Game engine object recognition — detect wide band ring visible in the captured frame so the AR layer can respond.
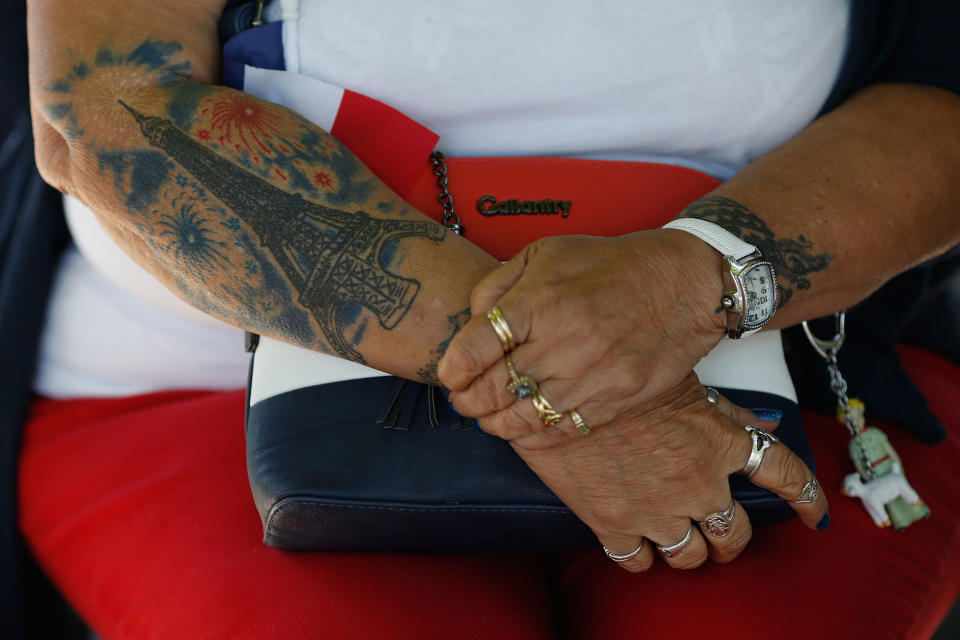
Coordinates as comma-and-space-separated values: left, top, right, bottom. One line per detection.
790, 478, 820, 504
603, 541, 644, 563
486, 305, 517, 353
656, 527, 693, 559
742, 426, 779, 478
531, 388, 564, 427
570, 410, 590, 436
700, 503, 736, 538
504, 354, 538, 400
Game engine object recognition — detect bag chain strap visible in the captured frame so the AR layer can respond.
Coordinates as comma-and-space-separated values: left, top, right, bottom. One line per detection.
430, 151, 463, 236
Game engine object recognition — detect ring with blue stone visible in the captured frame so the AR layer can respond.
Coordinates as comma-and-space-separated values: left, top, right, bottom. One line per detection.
505, 353, 538, 399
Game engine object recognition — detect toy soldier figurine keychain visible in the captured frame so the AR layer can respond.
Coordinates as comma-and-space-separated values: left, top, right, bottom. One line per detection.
802, 313, 930, 530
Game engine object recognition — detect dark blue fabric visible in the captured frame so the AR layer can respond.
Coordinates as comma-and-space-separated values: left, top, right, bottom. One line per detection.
222, 20, 285, 90
0, 113, 72, 637
0, 2, 74, 636
819, 0, 960, 115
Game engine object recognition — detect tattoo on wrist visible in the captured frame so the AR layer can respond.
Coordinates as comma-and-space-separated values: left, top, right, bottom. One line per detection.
416, 307, 472, 386
680, 196, 831, 306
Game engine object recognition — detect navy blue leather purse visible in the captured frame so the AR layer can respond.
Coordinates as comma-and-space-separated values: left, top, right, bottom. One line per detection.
244, 336, 815, 552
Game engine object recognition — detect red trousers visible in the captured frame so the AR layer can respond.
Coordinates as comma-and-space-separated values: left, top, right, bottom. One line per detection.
19, 346, 960, 639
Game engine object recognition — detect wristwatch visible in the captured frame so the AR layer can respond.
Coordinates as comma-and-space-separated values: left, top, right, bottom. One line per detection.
662, 217, 778, 339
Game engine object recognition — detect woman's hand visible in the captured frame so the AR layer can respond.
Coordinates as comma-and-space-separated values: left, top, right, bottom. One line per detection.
438, 229, 726, 440
508, 375, 828, 571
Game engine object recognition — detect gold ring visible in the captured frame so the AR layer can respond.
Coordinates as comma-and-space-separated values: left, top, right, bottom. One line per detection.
486, 305, 516, 353
531, 388, 564, 427
570, 410, 590, 436
505, 354, 538, 399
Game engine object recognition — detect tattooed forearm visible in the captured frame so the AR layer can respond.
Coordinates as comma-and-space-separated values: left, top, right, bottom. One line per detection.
416, 306, 472, 385
120, 100, 445, 364
679, 195, 831, 306
36, 36, 496, 375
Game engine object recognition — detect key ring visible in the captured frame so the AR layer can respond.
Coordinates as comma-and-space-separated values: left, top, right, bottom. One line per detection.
801, 312, 845, 360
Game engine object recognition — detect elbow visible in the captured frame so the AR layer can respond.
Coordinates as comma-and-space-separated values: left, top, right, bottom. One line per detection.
31, 104, 75, 196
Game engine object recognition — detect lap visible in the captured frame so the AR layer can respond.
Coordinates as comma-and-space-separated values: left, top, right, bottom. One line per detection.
18, 390, 554, 640
18, 346, 960, 639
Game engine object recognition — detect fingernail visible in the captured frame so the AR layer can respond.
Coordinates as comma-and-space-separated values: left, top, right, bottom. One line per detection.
817, 513, 831, 531
751, 409, 783, 422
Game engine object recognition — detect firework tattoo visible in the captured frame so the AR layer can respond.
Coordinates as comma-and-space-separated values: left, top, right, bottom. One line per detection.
44, 39, 457, 377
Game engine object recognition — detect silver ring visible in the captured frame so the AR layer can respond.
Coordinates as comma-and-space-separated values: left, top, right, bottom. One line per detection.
656, 527, 693, 559
790, 478, 820, 504
603, 541, 644, 563
705, 387, 720, 405
700, 503, 736, 538
741, 426, 778, 478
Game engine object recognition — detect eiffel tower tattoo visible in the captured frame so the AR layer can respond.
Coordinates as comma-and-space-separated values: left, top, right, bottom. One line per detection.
119, 101, 446, 364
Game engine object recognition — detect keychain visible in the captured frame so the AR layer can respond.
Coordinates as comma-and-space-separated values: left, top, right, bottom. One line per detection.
802, 313, 930, 530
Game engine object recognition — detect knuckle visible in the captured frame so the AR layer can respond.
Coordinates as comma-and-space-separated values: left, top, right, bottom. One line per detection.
469, 283, 496, 315
670, 550, 707, 570
590, 492, 643, 537
529, 284, 560, 319
575, 319, 606, 347
622, 556, 654, 573
437, 349, 476, 391
774, 450, 808, 494
711, 545, 743, 564
471, 374, 506, 412
722, 431, 752, 473
453, 341, 486, 381
478, 410, 535, 441
447, 393, 469, 417
625, 360, 651, 389
475, 414, 509, 439
590, 502, 639, 532
605, 370, 637, 401
711, 529, 751, 564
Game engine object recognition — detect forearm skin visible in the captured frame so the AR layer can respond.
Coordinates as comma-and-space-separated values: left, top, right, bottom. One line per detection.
679, 83, 960, 329
29, 6, 496, 383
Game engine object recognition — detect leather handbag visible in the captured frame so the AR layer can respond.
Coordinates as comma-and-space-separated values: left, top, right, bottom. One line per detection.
245, 334, 815, 552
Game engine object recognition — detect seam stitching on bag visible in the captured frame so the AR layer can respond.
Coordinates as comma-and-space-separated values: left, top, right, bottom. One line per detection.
266, 499, 573, 531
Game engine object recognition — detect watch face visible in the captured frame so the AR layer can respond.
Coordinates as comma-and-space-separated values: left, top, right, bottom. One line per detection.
741, 263, 776, 327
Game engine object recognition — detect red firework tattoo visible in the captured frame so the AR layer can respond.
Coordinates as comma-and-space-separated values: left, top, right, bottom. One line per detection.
202, 93, 289, 156
313, 172, 334, 189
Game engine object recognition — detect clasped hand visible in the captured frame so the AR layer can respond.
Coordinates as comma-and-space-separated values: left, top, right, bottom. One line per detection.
437, 231, 827, 571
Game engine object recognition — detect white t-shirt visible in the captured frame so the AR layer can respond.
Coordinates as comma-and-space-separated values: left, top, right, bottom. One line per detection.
34, 0, 851, 397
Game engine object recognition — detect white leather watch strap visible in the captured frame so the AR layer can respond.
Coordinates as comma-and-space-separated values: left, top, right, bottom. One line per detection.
662, 218, 756, 260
